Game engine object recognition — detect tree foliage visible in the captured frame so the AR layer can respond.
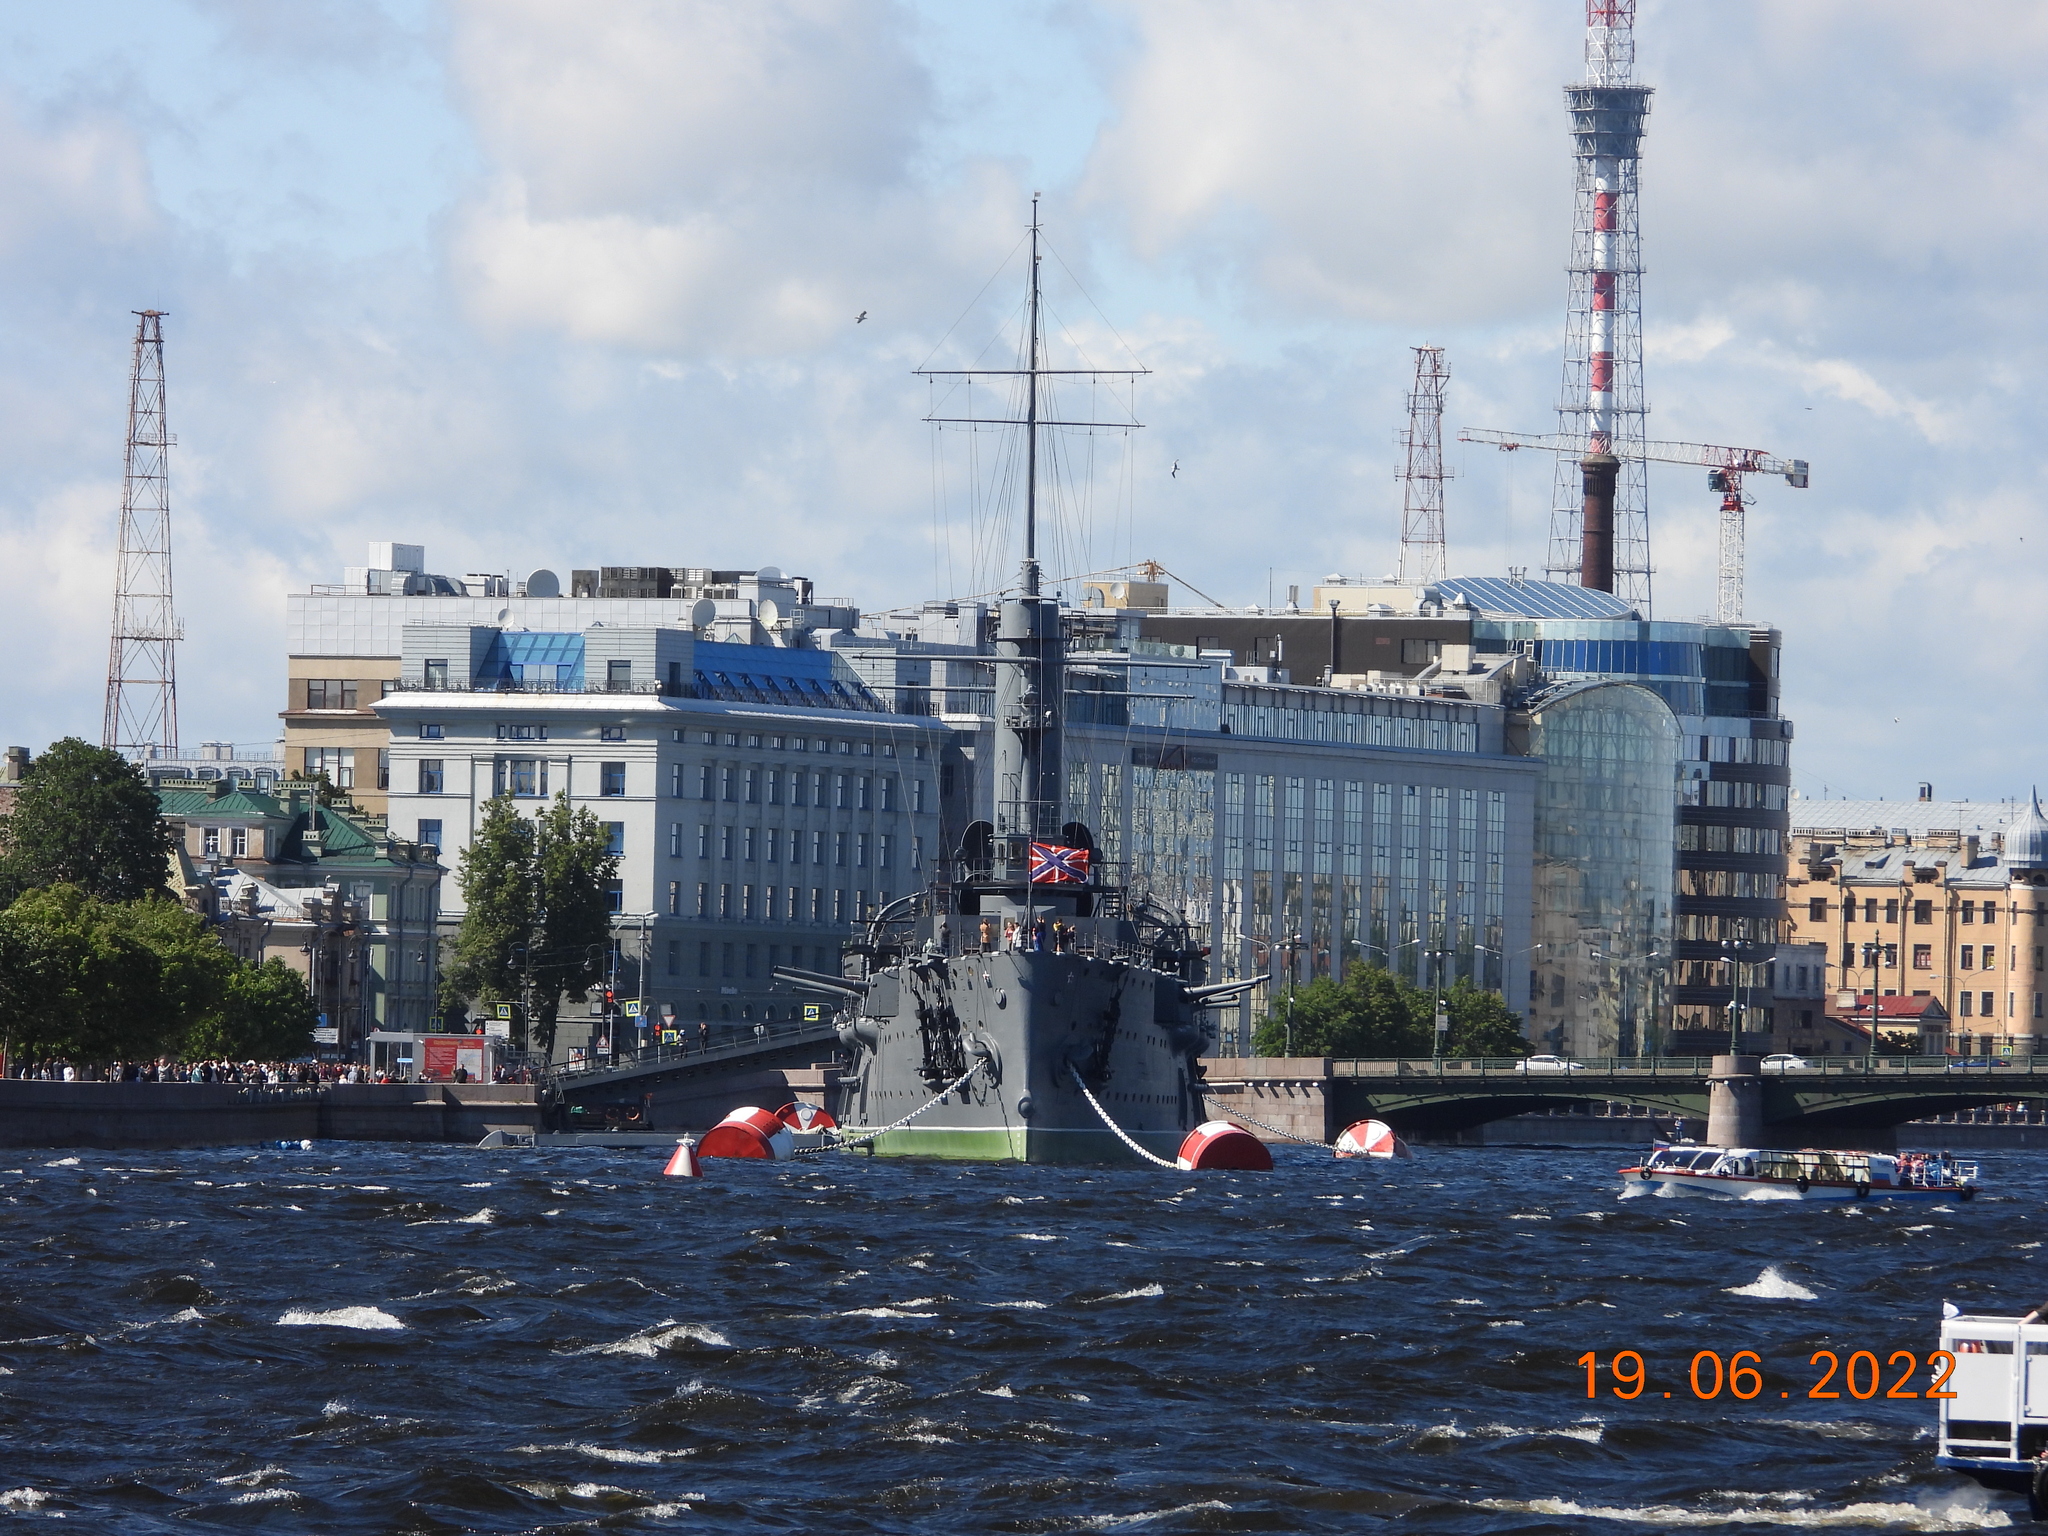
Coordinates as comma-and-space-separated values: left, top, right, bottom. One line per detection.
0, 738, 173, 906
1251, 966, 1531, 1060
0, 886, 316, 1064
448, 793, 617, 1056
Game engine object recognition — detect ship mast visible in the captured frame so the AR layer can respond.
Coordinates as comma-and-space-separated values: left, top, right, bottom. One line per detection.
918, 199, 1145, 892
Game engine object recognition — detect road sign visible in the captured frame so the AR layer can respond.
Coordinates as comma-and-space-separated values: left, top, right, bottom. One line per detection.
312, 1027, 339, 1044
495, 1002, 513, 1019
624, 1000, 642, 1018
803, 1004, 822, 1022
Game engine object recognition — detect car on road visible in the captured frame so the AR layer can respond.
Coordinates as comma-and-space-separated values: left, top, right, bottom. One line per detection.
1760, 1053, 1812, 1072
1945, 1054, 2010, 1070
1515, 1054, 1588, 1073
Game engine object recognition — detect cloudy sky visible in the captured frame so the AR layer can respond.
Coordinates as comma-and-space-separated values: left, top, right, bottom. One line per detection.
0, 0, 2039, 803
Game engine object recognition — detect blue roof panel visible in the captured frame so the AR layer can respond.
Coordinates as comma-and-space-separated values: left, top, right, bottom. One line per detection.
1434, 576, 1640, 621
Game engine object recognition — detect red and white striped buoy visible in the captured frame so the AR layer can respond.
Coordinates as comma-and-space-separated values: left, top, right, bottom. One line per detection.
1175, 1119, 1273, 1171
662, 1137, 704, 1177
1334, 1119, 1411, 1160
775, 1101, 837, 1132
698, 1106, 796, 1160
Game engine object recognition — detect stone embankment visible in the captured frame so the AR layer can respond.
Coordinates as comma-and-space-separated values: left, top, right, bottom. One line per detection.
0, 1080, 541, 1149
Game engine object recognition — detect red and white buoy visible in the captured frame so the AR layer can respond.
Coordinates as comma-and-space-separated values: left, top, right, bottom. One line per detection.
697, 1106, 796, 1160
775, 1101, 837, 1132
1175, 1119, 1273, 1171
1334, 1119, 1411, 1160
662, 1137, 704, 1177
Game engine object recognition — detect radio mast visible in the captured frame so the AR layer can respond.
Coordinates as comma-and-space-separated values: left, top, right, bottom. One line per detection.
1397, 346, 1451, 586
102, 310, 181, 759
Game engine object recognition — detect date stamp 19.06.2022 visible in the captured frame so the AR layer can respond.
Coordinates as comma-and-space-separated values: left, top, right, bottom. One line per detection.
1578, 1349, 1958, 1402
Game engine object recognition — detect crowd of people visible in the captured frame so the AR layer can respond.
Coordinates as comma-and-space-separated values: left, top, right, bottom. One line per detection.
6, 1057, 542, 1085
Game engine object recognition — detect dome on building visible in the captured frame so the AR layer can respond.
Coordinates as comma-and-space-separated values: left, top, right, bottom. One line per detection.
2005, 790, 2048, 870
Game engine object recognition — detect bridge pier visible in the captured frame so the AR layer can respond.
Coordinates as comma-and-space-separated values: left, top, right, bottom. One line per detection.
1706, 1056, 1763, 1147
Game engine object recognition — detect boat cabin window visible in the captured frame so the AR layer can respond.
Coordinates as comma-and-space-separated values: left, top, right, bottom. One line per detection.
1954, 1339, 2014, 1354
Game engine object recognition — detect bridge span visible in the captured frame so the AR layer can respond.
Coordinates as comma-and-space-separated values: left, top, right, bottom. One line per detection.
1198, 1055, 2048, 1149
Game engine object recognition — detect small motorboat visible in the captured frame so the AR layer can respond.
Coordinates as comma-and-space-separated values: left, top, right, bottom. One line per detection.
1620, 1144, 1979, 1201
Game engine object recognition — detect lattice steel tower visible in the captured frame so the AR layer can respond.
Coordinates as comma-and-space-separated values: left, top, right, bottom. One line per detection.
1547, 1, 1654, 606
102, 310, 181, 758
1397, 345, 1451, 586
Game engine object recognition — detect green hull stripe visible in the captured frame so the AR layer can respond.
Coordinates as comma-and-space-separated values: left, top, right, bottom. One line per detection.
853, 1123, 1184, 1164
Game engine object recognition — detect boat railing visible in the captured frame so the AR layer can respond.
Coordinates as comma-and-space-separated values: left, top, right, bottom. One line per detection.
1329, 1055, 2044, 1079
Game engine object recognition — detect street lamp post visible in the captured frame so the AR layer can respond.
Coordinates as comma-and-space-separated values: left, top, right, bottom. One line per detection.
1719, 938, 1755, 1056
1426, 942, 1454, 1061
1861, 940, 1885, 1070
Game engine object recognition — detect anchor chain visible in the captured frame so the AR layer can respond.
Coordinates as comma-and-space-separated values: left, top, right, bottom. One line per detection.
1070, 1063, 1179, 1169
798, 1062, 983, 1156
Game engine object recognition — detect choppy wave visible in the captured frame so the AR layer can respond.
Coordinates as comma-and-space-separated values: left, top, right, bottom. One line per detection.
572, 1320, 731, 1357
277, 1306, 405, 1330
1725, 1265, 1820, 1300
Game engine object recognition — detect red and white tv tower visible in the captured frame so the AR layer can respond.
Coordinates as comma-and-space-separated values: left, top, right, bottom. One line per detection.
1547, 1, 1653, 605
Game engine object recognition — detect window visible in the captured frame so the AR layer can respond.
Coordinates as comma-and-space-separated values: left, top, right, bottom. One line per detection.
1913, 944, 1932, 969
765, 885, 779, 921
1985, 903, 2000, 926
1884, 944, 1897, 968
721, 942, 735, 978
1863, 898, 1877, 923
765, 828, 779, 863
1885, 899, 1898, 924
1914, 901, 1932, 924
696, 882, 709, 917
858, 776, 871, 811
666, 940, 679, 976
305, 746, 354, 788
911, 835, 923, 870
743, 827, 757, 862
667, 660, 683, 696
698, 765, 713, 799
1808, 897, 1827, 922
878, 833, 892, 869
720, 825, 734, 861
600, 762, 626, 797
419, 722, 444, 739
666, 880, 681, 916
604, 878, 623, 913
811, 888, 824, 922
1984, 944, 1998, 971
767, 769, 781, 805
812, 829, 826, 864
721, 767, 736, 802
202, 826, 219, 856
670, 763, 683, 797
378, 748, 390, 790
743, 885, 756, 920
496, 722, 547, 741
669, 822, 682, 858
424, 659, 449, 689
304, 679, 359, 710
720, 884, 733, 919
1960, 991, 1973, 1017
1961, 946, 1975, 970
1983, 990, 1996, 1017
418, 759, 444, 794
912, 778, 927, 814
1962, 902, 1975, 925
745, 768, 759, 804
607, 659, 632, 690
698, 942, 711, 977
855, 833, 868, 868
697, 824, 711, 858
835, 831, 848, 866
602, 821, 625, 856
230, 827, 248, 857
495, 758, 545, 797
1841, 944, 1854, 971
418, 818, 442, 849
600, 725, 626, 742
835, 773, 849, 809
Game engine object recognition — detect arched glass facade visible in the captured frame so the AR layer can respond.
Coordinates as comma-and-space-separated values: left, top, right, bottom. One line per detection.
1524, 683, 1679, 1057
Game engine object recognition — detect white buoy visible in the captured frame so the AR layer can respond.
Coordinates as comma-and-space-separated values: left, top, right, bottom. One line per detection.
663, 1137, 704, 1178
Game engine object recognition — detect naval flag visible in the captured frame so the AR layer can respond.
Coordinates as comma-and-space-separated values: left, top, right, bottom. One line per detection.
1028, 842, 1090, 884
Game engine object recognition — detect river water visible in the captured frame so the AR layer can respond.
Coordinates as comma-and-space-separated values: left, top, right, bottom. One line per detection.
0, 1140, 2040, 1533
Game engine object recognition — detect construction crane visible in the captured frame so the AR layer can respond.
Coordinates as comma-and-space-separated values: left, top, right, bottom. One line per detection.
1457, 427, 1808, 623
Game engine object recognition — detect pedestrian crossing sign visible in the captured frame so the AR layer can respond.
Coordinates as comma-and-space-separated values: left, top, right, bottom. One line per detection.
494, 1003, 512, 1019
803, 1004, 821, 1022
624, 1000, 642, 1017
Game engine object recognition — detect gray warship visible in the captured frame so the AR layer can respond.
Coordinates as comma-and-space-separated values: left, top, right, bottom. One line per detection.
774, 207, 1257, 1162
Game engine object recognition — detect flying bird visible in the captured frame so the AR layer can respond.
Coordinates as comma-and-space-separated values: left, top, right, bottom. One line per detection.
855, 311, 868, 324
1171, 460, 1180, 478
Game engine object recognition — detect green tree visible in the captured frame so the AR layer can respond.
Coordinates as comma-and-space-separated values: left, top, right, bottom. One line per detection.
1251, 964, 1530, 1060
531, 792, 619, 1056
0, 738, 173, 905
448, 796, 539, 1029
0, 885, 174, 1062
188, 958, 318, 1060
447, 793, 616, 1056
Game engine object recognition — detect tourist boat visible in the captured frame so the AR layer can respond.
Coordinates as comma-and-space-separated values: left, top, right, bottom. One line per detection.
1620, 1144, 1979, 1201
1936, 1304, 2048, 1517
772, 208, 1258, 1163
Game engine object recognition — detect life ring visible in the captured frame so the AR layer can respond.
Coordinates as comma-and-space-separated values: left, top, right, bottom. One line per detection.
1639, 1169, 1653, 1182
1795, 1176, 1810, 1193
1853, 1182, 1871, 1201
1959, 1186, 1977, 1203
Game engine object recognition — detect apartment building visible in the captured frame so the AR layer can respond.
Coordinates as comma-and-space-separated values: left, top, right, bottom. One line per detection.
1783, 794, 2048, 1055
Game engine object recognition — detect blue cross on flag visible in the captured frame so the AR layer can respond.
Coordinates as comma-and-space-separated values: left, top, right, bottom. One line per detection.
1028, 842, 1090, 884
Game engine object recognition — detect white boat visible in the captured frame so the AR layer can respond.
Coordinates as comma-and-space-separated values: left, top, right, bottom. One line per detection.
1620, 1144, 1979, 1201
1937, 1307, 2048, 1517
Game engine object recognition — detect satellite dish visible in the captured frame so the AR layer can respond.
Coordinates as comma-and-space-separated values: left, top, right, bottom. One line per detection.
758, 599, 780, 626
756, 566, 783, 583
496, 608, 510, 624
690, 598, 717, 628
524, 568, 560, 598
